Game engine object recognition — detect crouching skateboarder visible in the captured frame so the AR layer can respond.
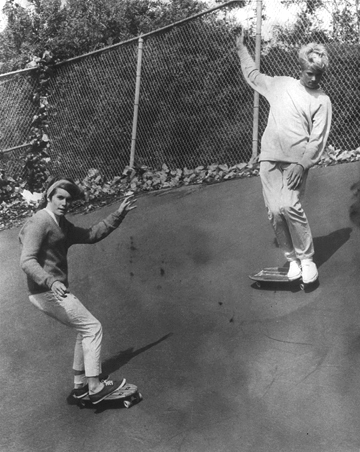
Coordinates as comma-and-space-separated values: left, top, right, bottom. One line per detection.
236, 30, 332, 284
19, 177, 136, 404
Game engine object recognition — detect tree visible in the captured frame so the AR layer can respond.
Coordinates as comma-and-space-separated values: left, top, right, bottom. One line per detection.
281, 0, 324, 14
280, 0, 360, 44
0, 0, 210, 72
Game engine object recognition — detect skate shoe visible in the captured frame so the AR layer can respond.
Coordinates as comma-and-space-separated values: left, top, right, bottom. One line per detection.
72, 373, 109, 399
89, 378, 126, 405
72, 384, 89, 399
301, 260, 318, 284
287, 260, 302, 281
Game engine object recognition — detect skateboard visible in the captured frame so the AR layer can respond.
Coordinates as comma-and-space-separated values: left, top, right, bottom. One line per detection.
249, 267, 318, 291
75, 382, 143, 409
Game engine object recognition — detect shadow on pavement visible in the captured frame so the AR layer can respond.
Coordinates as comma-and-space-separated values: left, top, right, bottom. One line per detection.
66, 333, 173, 410
277, 227, 352, 269
102, 332, 173, 375
252, 228, 352, 293
313, 227, 352, 268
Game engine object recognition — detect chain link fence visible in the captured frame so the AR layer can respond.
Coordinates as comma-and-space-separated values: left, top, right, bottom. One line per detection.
48, 43, 139, 179
0, 0, 359, 181
47, 1, 252, 180
134, 16, 251, 171
0, 70, 38, 175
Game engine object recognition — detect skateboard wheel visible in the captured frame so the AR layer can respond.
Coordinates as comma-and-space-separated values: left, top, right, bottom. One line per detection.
256, 282, 262, 289
134, 393, 142, 403
300, 283, 305, 291
124, 400, 131, 409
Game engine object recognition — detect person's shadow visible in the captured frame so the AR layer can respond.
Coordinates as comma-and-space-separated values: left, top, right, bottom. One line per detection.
66, 332, 173, 411
101, 332, 173, 375
258, 227, 353, 292
279, 227, 352, 269
312, 227, 352, 268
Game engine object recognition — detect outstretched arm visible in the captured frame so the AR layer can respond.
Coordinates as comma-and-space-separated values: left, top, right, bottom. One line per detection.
67, 194, 137, 245
236, 29, 272, 97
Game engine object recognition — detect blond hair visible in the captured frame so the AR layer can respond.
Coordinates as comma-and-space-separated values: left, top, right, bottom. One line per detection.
298, 43, 329, 72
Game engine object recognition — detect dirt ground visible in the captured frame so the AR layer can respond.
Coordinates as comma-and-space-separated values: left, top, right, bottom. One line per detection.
1, 162, 360, 452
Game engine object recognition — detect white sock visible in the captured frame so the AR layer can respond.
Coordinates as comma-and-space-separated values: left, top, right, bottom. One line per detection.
74, 374, 87, 387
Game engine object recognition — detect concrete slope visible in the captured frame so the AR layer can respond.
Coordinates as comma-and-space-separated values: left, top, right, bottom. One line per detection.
1, 162, 360, 452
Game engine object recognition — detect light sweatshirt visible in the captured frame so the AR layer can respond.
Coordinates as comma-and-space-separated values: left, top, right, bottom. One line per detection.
19, 209, 125, 294
239, 47, 332, 170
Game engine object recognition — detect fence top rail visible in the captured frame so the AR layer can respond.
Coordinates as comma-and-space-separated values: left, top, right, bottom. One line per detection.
0, 143, 32, 155
0, 0, 244, 77
0, 66, 37, 80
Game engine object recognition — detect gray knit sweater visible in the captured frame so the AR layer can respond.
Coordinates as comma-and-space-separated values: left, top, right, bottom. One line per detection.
238, 47, 332, 170
19, 209, 125, 294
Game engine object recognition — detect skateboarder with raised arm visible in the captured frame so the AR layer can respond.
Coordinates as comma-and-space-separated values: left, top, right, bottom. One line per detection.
236, 30, 332, 284
19, 177, 136, 404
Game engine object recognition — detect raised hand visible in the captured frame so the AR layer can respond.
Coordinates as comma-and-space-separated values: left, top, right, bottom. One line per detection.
236, 28, 246, 52
117, 193, 137, 216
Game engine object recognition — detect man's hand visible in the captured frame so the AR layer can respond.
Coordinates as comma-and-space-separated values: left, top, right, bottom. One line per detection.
236, 28, 246, 53
51, 281, 69, 300
287, 164, 304, 190
117, 193, 137, 217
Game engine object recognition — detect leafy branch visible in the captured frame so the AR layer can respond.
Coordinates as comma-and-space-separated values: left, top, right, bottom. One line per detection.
22, 50, 55, 192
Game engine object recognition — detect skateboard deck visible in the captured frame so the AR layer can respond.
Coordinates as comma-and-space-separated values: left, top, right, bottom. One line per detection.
76, 382, 143, 408
249, 267, 317, 290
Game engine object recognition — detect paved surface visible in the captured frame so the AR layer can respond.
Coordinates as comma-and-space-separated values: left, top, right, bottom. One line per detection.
1, 162, 360, 452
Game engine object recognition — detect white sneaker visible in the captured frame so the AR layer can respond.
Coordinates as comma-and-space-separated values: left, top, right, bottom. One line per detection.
301, 260, 318, 284
287, 260, 302, 280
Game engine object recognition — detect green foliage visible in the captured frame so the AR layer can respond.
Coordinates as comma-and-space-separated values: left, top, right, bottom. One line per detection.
131, 19, 253, 170
121, 161, 258, 192
0, 170, 19, 202
0, 0, 209, 71
320, 145, 360, 165
277, 0, 360, 45
21, 50, 55, 192
0, 0, 35, 71
281, 0, 325, 15
0, 0, 359, 230
73, 161, 259, 210
332, 4, 360, 44
2, 147, 360, 230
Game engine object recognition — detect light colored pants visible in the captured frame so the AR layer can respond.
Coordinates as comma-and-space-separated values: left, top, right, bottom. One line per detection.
29, 291, 102, 377
259, 161, 314, 261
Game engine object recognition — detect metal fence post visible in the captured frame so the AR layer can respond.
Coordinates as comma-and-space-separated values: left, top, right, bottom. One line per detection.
130, 37, 144, 168
250, 0, 262, 162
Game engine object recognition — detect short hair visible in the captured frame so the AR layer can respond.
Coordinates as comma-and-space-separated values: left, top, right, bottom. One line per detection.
46, 177, 82, 200
298, 43, 329, 72
37, 176, 82, 210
